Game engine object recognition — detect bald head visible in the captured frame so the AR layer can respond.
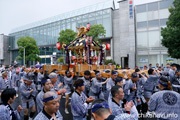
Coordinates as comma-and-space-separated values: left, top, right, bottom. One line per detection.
43, 91, 60, 113
43, 91, 57, 100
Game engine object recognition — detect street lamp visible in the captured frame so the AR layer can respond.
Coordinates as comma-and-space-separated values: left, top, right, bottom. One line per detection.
19, 46, 25, 66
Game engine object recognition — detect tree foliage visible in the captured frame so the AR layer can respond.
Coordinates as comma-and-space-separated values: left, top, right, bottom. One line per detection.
57, 56, 64, 63
105, 59, 116, 65
17, 36, 41, 65
161, 0, 180, 59
86, 24, 106, 42
58, 29, 77, 45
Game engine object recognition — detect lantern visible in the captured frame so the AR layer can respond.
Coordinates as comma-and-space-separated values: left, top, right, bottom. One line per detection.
56, 42, 61, 50
87, 23, 90, 31
106, 43, 110, 50
72, 56, 76, 61
84, 56, 87, 61
95, 56, 98, 61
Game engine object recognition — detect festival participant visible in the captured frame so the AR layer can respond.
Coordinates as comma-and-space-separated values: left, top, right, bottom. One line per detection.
0, 88, 23, 120
89, 71, 109, 100
91, 99, 137, 120
144, 68, 160, 103
63, 70, 75, 114
106, 71, 118, 99
19, 73, 37, 120
164, 63, 170, 72
171, 67, 180, 93
123, 72, 140, 106
36, 78, 52, 112
0, 70, 13, 98
79, 70, 92, 97
149, 76, 180, 120
109, 85, 138, 117
34, 91, 63, 120
71, 79, 95, 120
36, 67, 44, 92
12, 67, 23, 91
155, 63, 159, 70
169, 63, 177, 82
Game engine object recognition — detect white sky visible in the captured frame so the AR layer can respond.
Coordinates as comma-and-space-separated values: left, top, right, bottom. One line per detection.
0, 0, 159, 35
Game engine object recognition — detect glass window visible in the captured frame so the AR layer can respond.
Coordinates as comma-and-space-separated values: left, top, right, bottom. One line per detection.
136, 5, 146, 13
72, 22, 77, 32
147, 11, 158, 20
66, 22, 71, 29
160, 18, 168, 26
159, 9, 170, 19
148, 31, 160, 47
89, 12, 95, 18
103, 14, 111, 37
137, 32, 148, 48
71, 17, 76, 22
148, 20, 159, 27
137, 21, 147, 28
148, 2, 158, 11
137, 55, 149, 67
96, 16, 103, 25
160, 0, 174, 9
77, 16, 81, 20
96, 11, 102, 16
136, 12, 147, 22
89, 17, 96, 25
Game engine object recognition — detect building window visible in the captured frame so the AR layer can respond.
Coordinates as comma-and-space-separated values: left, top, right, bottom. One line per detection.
137, 21, 147, 28
148, 31, 160, 47
148, 2, 158, 11
137, 32, 148, 48
148, 20, 159, 27
136, 5, 146, 13
160, 18, 168, 26
160, 0, 174, 9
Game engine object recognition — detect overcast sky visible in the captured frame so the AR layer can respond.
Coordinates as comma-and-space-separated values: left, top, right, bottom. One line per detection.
0, 0, 159, 35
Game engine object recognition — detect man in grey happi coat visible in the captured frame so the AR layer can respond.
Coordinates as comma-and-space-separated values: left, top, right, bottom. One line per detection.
34, 91, 63, 120
109, 85, 138, 119
71, 79, 95, 120
0, 88, 23, 120
149, 76, 180, 120
169, 63, 177, 82
78, 70, 91, 97
143, 68, 160, 103
89, 71, 109, 100
36, 78, 52, 113
123, 72, 141, 106
91, 99, 137, 120
12, 68, 23, 91
37, 67, 44, 91
0, 70, 13, 103
19, 72, 37, 120
106, 71, 118, 100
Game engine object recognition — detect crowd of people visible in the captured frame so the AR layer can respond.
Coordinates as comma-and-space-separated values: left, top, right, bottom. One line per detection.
0, 63, 180, 120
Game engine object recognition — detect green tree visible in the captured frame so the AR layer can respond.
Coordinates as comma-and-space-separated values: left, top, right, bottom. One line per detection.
161, 0, 180, 59
86, 24, 106, 43
57, 56, 64, 63
58, 29, 77, 45
105, 59, 116, 65
17, 36, 41, 65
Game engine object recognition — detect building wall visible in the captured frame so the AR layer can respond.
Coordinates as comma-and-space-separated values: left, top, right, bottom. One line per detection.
113, 0, 135, 68
0, 34, 10, 65
0, 35, 3, 63
135, 0, 180, 67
